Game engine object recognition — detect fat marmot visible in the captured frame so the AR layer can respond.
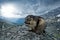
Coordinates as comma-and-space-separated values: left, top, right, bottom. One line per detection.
25, 15, 46, 35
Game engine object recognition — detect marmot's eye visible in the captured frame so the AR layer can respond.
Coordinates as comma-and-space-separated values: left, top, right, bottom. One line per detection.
27, 19, 31, 21
27, 16, 30, 18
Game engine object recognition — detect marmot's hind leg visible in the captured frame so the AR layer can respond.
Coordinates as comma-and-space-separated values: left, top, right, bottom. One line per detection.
35, 30, 46, 35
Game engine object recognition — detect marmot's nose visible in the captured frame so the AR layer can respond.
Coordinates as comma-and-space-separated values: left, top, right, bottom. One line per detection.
25, 21, 30, 24
24, 21, 26, 23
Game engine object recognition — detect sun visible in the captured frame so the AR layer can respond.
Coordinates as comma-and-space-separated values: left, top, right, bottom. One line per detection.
1, 4, 20, 18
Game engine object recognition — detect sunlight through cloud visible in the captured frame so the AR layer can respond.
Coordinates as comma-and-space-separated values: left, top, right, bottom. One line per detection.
1, 3, 22, 18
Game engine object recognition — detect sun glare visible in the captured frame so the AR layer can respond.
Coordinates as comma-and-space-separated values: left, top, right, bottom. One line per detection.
1, 3, 21, 18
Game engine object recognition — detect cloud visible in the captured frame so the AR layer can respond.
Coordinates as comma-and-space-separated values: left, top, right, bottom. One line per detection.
57, 14, 60, 17
0, 0, 60, 18
0, 0, 60, 24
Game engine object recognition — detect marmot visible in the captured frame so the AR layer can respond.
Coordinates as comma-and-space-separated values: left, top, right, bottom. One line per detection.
25, 15, 46, 35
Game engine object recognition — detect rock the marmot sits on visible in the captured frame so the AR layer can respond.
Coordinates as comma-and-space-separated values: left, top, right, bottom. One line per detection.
25, 15, 46, 35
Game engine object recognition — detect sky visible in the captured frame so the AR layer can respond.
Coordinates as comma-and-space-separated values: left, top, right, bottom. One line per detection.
0, 0, 60, 18
0, 0, 60, 24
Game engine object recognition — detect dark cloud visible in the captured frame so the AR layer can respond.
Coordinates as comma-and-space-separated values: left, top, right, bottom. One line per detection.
40, 0, 60, 5
0, 0, 60, 4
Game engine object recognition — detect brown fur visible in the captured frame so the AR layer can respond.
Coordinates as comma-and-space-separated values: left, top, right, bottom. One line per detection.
25, 15, 46, 35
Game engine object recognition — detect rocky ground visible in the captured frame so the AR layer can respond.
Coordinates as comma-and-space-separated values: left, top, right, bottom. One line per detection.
0, 20, 60, 40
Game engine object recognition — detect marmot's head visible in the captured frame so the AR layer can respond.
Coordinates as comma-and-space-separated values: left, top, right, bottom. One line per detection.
25, 15, 37, 29
25, 15, 33, 24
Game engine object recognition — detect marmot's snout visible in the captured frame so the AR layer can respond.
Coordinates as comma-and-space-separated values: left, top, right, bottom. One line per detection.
25, 21, 30, 24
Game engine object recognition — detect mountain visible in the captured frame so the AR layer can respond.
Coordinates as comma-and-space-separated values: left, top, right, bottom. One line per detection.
0, 17, 25, 25
0, 7, 60, 40
15, 18, 25, 25
41, 7, 60, 19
